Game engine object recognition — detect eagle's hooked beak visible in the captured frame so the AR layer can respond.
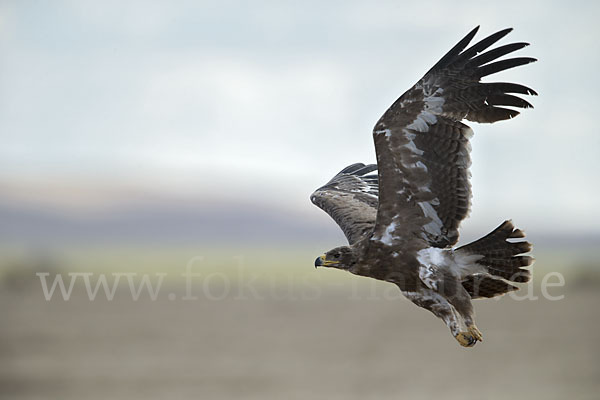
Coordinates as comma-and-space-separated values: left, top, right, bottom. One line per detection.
314, 255, 324, 268
314, 254, 339, 268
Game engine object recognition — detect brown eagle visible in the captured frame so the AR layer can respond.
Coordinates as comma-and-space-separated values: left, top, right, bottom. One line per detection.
311, 27, 536, 347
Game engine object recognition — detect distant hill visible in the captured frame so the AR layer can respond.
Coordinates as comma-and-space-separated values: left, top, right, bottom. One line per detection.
0, 199, 343, 246
1, 199, 598, 249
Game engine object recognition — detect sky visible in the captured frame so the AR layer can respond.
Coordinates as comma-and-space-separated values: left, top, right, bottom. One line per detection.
1, 0, 599, 237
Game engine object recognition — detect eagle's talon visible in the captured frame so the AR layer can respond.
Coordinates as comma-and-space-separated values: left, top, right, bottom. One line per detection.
455, 332, 478, 347
468, 324, 483, 342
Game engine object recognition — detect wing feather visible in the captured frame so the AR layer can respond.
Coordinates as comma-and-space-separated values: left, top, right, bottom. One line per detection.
468, 42, 530, 67
452, 28, 513, 63
370, 27, 536, 249
311, 163, 378, 244
476, 57, 537, 78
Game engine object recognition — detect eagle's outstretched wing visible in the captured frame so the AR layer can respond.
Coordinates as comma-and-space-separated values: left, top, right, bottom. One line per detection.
370, 26, 537, 249
313, 164, 521, 299
311, 163, 378, 244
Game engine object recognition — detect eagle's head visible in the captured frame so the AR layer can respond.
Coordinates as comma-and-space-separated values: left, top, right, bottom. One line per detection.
314, 246, 359, 270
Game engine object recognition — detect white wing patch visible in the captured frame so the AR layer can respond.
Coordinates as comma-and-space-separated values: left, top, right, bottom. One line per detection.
417, 247, 486, 281
403, 139, 424, 155
403, 88, 445, 133
418, 201, 444, 237
405, 110, 437, 133
374, 128, 392, 138
376, 221, 398, 246
355, 180, 379, 198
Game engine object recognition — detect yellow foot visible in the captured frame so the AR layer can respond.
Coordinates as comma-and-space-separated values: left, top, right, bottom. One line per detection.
468, 324, 483, 342
455, 332, 478, 347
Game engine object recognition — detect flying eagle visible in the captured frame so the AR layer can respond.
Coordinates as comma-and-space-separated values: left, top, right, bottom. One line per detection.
311, 27, 536, 347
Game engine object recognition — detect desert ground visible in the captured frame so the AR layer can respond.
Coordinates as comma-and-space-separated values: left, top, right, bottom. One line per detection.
1, 247, 598, 400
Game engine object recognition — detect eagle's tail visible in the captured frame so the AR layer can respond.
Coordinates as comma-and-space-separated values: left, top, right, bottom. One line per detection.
457, 220, 533, 295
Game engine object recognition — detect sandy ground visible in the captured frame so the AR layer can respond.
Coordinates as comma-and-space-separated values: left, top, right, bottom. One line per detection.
1, 278, 598, 400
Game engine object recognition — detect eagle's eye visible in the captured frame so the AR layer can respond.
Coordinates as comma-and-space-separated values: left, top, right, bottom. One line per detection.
334, 253, 340, 259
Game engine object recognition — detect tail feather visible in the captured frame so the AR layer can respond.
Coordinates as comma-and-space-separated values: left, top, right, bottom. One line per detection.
462, 275, 518, 299
457, 220, 533, 287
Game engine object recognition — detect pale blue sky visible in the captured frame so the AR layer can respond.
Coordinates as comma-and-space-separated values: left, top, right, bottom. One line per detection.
1, 0, 599, 235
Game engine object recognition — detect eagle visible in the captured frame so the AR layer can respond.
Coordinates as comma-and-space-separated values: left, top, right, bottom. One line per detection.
311, 26, 536, 347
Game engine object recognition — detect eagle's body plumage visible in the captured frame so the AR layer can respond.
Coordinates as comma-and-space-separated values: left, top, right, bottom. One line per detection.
311, 27, 535, 347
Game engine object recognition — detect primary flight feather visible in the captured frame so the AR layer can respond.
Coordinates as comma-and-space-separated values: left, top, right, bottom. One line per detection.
311, 26, 536, 347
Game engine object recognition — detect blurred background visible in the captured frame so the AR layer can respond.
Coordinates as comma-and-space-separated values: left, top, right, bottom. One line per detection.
1, 1, 599, 399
